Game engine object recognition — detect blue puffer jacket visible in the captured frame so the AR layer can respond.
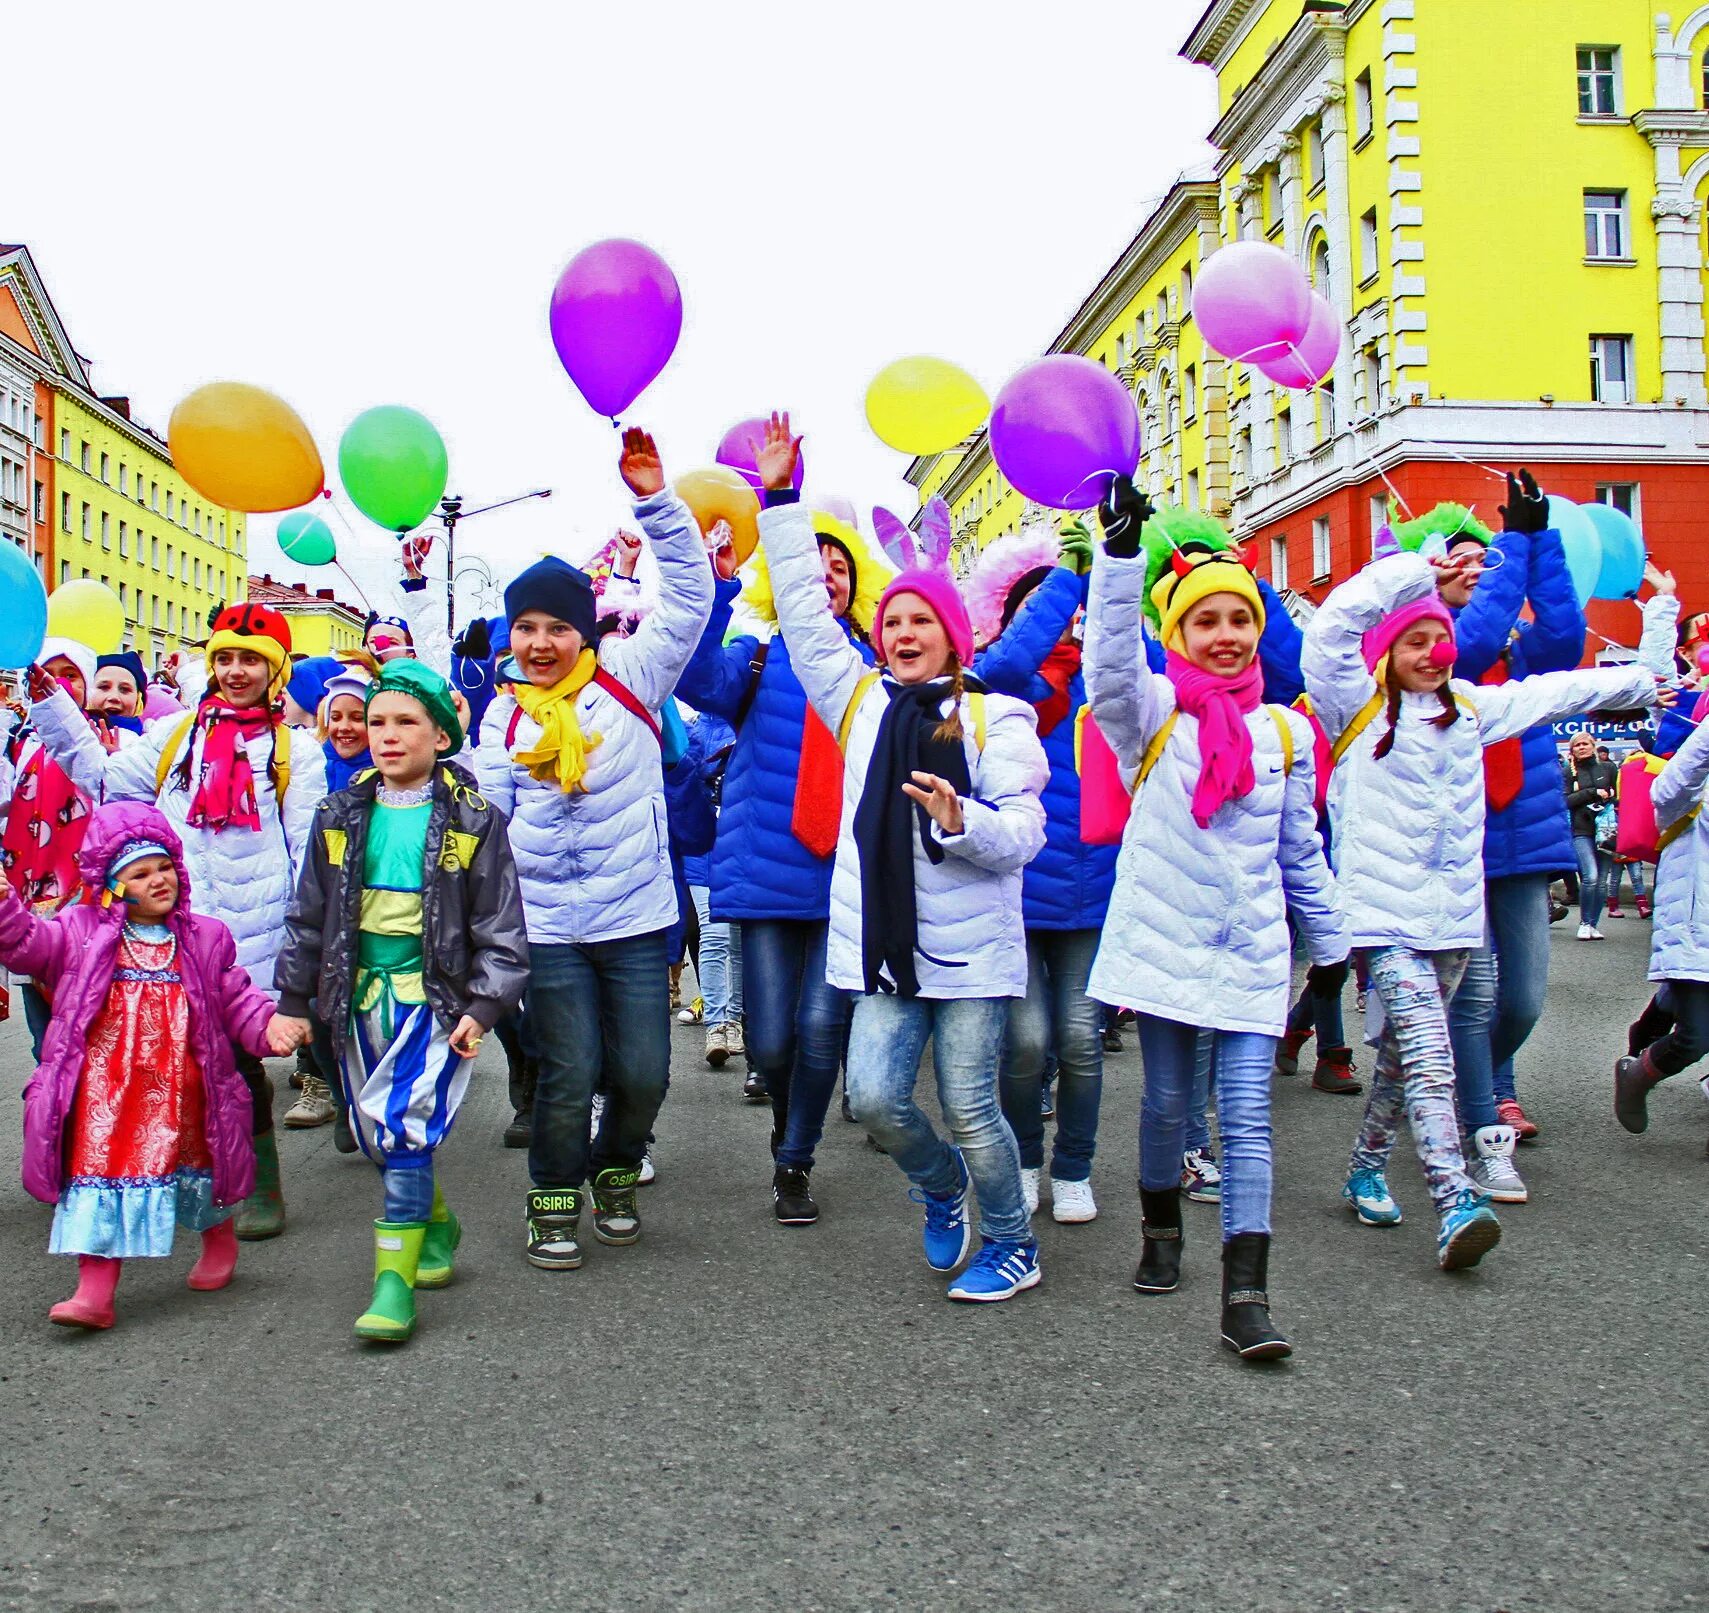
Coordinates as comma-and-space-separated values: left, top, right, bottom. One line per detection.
675, 576, 875, 923
1450, 526, 1587, 879
677, 712, 734, 889
973, 567, 1114, 930
1142, 578, 1305, 706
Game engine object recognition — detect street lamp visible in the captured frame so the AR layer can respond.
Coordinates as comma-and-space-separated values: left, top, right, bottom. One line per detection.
436, 487, 552, 634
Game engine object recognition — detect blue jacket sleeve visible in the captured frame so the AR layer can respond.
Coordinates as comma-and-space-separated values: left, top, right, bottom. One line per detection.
1653, 703, 1696, 758
1451, 528, 1529, 683
973, 567, 1081, 701
1143, 630, 1165, 674
1508, 526, 1587, 676
673, 577, 758, 723
663, 721, 718, 859
1256, 579, 1304, 706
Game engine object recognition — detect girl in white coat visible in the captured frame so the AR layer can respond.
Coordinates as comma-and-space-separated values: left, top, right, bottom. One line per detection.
755, 415, 1048, 1304
1086, 479, 1345, 1362
1302, 548, 1661, 1269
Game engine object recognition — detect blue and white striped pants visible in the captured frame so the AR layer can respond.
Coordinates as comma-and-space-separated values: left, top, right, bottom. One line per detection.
341, 1001, 470, 1171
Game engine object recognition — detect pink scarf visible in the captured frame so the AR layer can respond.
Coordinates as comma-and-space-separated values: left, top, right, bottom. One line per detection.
1164, 649, 1263, 828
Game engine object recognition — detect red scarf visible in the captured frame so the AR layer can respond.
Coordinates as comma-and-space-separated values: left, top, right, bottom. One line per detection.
1035, 643, 1080, 737
0, 737, 90, 915
1163, 650, 1264, 828
1478, 662, 1524, 813
791, 708, 843, 859
186, 701, 276, 832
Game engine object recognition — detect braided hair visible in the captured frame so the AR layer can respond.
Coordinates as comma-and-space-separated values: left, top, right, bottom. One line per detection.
932, 657, 967, 746
1371, 661, 1460, 761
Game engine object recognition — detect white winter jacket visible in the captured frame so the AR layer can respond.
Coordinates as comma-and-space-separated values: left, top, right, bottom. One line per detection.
1647, 712, 1709, 983
1301, 553, 1659, 951
1083, 550, 1344, 1036
763, 501, 1047, 998
474, 489, 714, 947
28, 687, 324, 992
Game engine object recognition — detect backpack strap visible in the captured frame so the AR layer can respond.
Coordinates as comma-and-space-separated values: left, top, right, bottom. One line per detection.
1658, 806, 1700, 854
1135, 712, 1179, 788
503, 672, 664, 754
733, 641, 771, 731
837, 671, 883, 751
969, 691, 986, 754
154, 712, 197, 795
1331, 690, 1387, 766
1267, 705, 1294, 775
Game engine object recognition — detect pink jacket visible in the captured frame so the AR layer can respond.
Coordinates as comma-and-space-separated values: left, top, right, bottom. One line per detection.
0, 801, 274, 1207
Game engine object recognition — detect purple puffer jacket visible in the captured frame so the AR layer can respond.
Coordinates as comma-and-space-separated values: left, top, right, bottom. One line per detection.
0, 801, 275, 1207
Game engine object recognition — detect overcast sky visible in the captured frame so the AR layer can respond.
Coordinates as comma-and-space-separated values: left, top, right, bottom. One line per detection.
11, 0, 1217, 617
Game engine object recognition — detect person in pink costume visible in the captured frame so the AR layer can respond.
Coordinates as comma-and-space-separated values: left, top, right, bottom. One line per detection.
0, 801, 302, 1330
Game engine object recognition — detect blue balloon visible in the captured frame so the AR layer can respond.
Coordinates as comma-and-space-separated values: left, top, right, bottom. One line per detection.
1548, 494, 1601, 608
0, 541, 48, 666
1583, 500, 1645, 601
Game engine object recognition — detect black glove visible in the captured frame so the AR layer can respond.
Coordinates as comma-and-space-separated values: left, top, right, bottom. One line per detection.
452, 619, 491, 661
1098, 476, 1155, 559
1304, 957, 1350, 998
1498, 469, 1547, 535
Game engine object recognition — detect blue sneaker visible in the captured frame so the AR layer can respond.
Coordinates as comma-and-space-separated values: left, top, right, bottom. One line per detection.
910, 1150, 971, 1272
1343, 1167, 1402, 1226
947, 1238, 1041, 1302
1437, 1189, 1501, 1270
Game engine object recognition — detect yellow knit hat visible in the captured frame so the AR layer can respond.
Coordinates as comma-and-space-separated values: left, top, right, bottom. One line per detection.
1151, 551, 1265, 654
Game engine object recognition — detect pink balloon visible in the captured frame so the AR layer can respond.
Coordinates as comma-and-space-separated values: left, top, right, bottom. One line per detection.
716, 416, 804, 494
1191, 241, 1313, 365
989, 355, 1141, 511
548, 240, 683, 419
1255, 293, 1343, 389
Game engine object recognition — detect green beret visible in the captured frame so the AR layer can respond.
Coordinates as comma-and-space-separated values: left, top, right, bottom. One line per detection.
367, 657, 463, 757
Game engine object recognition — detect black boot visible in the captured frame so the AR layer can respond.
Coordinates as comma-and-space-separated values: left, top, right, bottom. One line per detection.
1220, 1232, 1291, 1361
1614, 1051, 1668, 1134
1132, 1186, 1182, 1293
1628, 996, 1675, 1058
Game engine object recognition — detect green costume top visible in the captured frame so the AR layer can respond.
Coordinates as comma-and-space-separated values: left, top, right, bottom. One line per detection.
355, 790, 432, 1031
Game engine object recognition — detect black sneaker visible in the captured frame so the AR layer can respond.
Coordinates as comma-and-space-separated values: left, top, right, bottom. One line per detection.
503, 1106, 533, 1149
1102, 1026, 1123, 1052
772, 1166, 819, 1226
590, 1166, 643, 1245
525, 1187, 584, 1269
742, 1069, 769, 1104
1040, 1084, 1056, 1120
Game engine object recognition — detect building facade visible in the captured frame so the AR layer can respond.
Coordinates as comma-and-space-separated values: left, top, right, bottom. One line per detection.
0, 245, 246, 668
911, 0, 1709, 651
246, 573, 366, 657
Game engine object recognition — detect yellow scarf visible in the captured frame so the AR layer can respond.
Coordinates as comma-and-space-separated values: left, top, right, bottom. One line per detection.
511, 650, 602, 793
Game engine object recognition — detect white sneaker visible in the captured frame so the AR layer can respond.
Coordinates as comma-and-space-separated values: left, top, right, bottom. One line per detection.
1589, 926, 1606, 940
283, 1074, 336, 1128
1020, 1166, 1040, 1217
1577, 923, 1594, 940
1466, 1124, 1528, 1204
1050, 1177, 1097, 1223
725, 1021, 745, 1058
638, 1147, 657, 1186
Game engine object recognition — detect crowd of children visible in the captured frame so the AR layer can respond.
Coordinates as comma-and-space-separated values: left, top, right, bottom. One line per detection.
4, 416, 1698, 1365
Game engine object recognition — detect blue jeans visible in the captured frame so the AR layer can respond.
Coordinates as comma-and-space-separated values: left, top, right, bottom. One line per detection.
997, 929, 1104, 1181
1608, 860, 1647, 903
1185, 1030, 1215, 1154
1448, 872, 1552, 1117
1136, 1015, 1274, 1238
1573, 835, 1614, 928
1284, 979, 1347, 1047
742, 919, 851, 1169
689, 886, 743, 1027
526, 932, 672, 1188
847, 992, 1030, 1245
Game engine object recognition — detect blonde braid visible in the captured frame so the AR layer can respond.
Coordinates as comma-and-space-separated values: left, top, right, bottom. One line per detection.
932, 657, 967, 745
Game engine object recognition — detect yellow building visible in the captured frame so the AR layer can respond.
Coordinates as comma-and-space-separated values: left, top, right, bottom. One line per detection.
246, 574, 365, 657
912, 1, 1709, 614
0, 245, 245, 669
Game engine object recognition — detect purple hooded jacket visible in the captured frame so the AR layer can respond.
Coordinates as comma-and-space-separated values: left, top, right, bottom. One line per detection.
0, 801, 275, 1207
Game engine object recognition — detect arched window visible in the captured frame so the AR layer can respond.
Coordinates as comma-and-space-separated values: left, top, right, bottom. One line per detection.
1311, 236, 1332, 299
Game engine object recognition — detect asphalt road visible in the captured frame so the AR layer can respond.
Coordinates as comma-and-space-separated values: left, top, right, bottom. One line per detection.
0, 914, 1705, 1613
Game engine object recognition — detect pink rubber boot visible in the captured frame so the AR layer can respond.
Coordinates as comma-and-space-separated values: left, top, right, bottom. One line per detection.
187, 1220, 239, 1291
49, 1255, 121, 1330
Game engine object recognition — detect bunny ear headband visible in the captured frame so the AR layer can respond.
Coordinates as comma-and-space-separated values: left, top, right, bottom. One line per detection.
871, 496, 955, 574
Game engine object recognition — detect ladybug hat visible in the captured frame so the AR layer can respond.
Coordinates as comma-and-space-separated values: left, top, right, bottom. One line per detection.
206, 601, 294, 698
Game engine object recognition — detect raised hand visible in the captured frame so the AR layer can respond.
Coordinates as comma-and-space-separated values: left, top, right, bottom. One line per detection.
1644, 560, 1677, 598
901, 770, 964, 836
619, 428, 665, 498
1498, 469, 1547, 535
1097, 476, 1155, 558
1427, 548, 1479, 595
755, 412, 803, 493
613, 528, 644, 578
705, 519, 740, 581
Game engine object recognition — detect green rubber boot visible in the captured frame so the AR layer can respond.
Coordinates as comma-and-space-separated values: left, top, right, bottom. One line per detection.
234, 1130, 287, 1242
416, 1184, 462, 1290
355, 1221, 425, 1343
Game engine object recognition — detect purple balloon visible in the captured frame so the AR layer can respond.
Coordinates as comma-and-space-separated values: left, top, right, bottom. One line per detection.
1192, 241, 1313, 366
989, 356, 1141, 511
1255, 292, 1342, 389
549, 239, 683, 419
716, 415, 804, 494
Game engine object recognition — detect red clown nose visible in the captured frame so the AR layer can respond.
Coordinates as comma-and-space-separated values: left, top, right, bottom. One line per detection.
1427, 640, 1457, 669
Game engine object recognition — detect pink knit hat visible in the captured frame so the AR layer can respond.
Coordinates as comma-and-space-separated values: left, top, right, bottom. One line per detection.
876, 570, 975, 667
1361, 596, 1455, 672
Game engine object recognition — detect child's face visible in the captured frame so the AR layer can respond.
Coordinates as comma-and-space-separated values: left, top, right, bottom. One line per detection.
118, 853, 179, 921
211, 648, 271, 709
43, 656, 86, 706
881, 594, 951, 685
1391, 621, 1454, 693
509, 611, 584, 688
326, 694, 369, 760
1179, 593, 1259, 677
89, 668, 139, 716
367, 692, 449, 786
365, 626, 413, 664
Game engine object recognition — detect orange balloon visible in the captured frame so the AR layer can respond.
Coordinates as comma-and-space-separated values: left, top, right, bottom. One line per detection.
672, 466, 761, 566
169, 382, 324, 514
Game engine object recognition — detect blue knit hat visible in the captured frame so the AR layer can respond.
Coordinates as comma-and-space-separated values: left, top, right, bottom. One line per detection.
504, 557, 596, 644
285, 655, 343, 720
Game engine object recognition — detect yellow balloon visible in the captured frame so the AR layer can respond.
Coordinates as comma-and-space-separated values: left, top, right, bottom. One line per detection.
865, 357, 989, 456
47, 579, 126, 655
673, 466, 761, 566
168, 382, 324, 514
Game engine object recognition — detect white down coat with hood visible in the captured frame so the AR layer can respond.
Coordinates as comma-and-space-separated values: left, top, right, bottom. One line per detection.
762, 501, 1046, 998
475, 488, 714, 947
1646, 709, 1709, 984
1302, 552, 1659, 952
1083, 550, 1345, 1036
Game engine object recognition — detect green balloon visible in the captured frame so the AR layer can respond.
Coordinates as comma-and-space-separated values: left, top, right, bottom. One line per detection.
338, 405, 448, 533
276, 509, 337, 566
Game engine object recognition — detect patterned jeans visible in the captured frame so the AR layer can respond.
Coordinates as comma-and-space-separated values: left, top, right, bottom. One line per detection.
1351, 946, 1478, 1217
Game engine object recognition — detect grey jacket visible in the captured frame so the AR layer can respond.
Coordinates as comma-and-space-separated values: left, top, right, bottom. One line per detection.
275, 763, 529, 1052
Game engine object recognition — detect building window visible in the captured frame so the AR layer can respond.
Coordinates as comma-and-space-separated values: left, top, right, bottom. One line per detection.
164, 491, 173, 520
1264, 168, 1281, 233
1312, 515, 1332, 579
118, 582, 127, 611
81, 502, 91, 540
100, 512, 110, 550
119, 464, 128, 494
60, 491, 70, 531
58, 429, 69, 460
1305, 123, 1325, 193
1180, 263, 1194, 315
1595, 482, 1640, 521
1354, 69, 1374, 144
1187, 469, 1201, 511
150, 534, 159, 569
1360, 208, 1380, 285
1270, 534, 1289, 589
1584, 191, 1629, 260
33, 480, 44, 523
194, 557, 202, 588
1577, 47, 1619, 116
1310, 237, 1332, 299
1183, 364, 1198, 421
1359, 346, 1382, 415
80, 442, 90, 473
152, 596, 161, 629
150, 481, 159, 510
59, 560, 70, 585
1369, 493, 1390, 553
165, 547, 175, 579
99, 452, 109, 484
32, 413, 44, 449
1276, 405, 1292, 460
118, 521, 128, 559
1589, 335, 1634, 403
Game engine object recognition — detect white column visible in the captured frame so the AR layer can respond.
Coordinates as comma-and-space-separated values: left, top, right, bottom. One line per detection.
1318, 84, 1355, 435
